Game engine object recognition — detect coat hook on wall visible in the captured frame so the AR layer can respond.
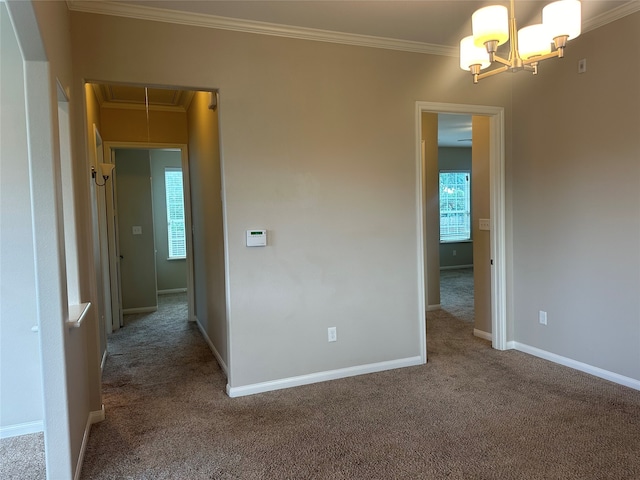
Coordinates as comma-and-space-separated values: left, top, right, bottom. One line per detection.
91, 163, 115, 187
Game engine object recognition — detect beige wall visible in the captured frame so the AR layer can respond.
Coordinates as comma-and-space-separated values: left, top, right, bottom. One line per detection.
0, 2, 43, 432
10, 1, 100, 477
422, 113, 440, 307
100, 108, 188, 144
70, 9, 513, 389
115, 149, 158, 310
510, 12, 640, 380
472, 116, 491, 335
187, 91, 228, 370
150, 149, 188, 292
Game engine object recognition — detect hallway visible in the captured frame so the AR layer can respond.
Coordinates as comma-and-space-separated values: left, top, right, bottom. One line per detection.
81, 292, 224, 478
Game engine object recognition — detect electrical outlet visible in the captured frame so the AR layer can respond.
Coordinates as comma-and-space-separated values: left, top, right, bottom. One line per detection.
453, 250, 457, 256
539, 311, 548, 326
328, 327, 337, 342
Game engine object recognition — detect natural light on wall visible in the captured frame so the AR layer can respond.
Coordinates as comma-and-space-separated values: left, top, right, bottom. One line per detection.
460, 0, 581, 83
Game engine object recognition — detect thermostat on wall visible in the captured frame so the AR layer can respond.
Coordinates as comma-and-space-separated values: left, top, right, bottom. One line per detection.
246, 229, 267, 247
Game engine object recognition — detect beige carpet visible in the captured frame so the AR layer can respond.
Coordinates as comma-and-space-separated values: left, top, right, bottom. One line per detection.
439, 267, 474, 323
0, 432, 45, 479
76, 293, 640, 479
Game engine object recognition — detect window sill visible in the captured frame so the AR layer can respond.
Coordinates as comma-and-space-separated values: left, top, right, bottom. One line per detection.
167, 257, 186, 261
66, 302, 91, 329
440, 240, 473, 244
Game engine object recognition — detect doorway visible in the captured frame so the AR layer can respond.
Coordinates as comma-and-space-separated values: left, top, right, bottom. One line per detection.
103, 143, 195, 329
85, 82, 230, 383
416, 102, 507, 363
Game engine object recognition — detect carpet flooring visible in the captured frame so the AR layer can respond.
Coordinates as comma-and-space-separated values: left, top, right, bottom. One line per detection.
439, 267, 474, 323
0, 432, 45, 479
4, 286, 640, 479
78, 292, 640, 479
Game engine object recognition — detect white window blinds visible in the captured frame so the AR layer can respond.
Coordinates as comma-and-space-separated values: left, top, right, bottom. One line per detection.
164, 167, 186, 259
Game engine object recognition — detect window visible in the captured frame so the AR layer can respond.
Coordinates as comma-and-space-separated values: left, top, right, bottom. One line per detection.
164, 167, 186, 259
439, 171, 471, 243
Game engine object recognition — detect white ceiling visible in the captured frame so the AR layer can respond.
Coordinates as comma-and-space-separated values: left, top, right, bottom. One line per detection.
439, 114, 473, 148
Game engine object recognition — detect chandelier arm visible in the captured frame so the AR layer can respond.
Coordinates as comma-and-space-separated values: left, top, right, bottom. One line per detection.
491, 55, 513, 67
476, 64, 510, 82
522, 50, 560, 66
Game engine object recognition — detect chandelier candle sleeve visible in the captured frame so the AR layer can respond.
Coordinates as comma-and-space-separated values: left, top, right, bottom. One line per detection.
518, 24, 552, 60
460, 36, 491, 70
472, 5, 509, 47
543, 0, 581, 41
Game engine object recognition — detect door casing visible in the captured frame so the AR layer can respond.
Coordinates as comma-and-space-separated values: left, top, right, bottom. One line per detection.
415, 101, 507, 363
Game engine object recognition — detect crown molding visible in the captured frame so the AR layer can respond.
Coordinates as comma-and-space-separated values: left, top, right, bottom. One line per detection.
582, 1, 640, 33
66, 0, 640, 59
66, 0, 457, 57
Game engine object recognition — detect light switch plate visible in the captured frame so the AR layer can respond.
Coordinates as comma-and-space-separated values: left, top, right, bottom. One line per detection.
132, 226, 142, 235
479, 219, 490, 231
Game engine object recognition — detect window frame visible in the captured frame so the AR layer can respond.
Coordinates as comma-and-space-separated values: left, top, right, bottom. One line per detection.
439, 170, 472, 244
164, 167, 186, 260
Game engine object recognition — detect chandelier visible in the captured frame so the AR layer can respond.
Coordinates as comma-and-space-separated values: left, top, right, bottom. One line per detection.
460, 0, 581, 83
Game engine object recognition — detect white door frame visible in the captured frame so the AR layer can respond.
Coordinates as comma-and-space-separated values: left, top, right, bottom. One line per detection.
103, 142, 196, 325
416, 101, 507, 362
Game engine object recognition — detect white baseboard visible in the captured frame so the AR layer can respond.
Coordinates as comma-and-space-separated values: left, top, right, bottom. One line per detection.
473, 329, 492, 341
122, 306, 157, 314
158, 288, 187, 295
100, 349, 107, 371
195, 318, 229, 378
440, 264, 473, 270
0, 420, 44, 439
512, 342, 640, 392
427, 304, 441, 311
74, 406, 104, 480
90, 405, 105, 424
227, 355, 424, 398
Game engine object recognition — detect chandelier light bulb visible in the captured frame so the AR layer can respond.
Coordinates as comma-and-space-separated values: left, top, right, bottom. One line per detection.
543, 0, 581, 41
472, 5, 509, 48
460, 36, 491, 70
518, 24, 552, 59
